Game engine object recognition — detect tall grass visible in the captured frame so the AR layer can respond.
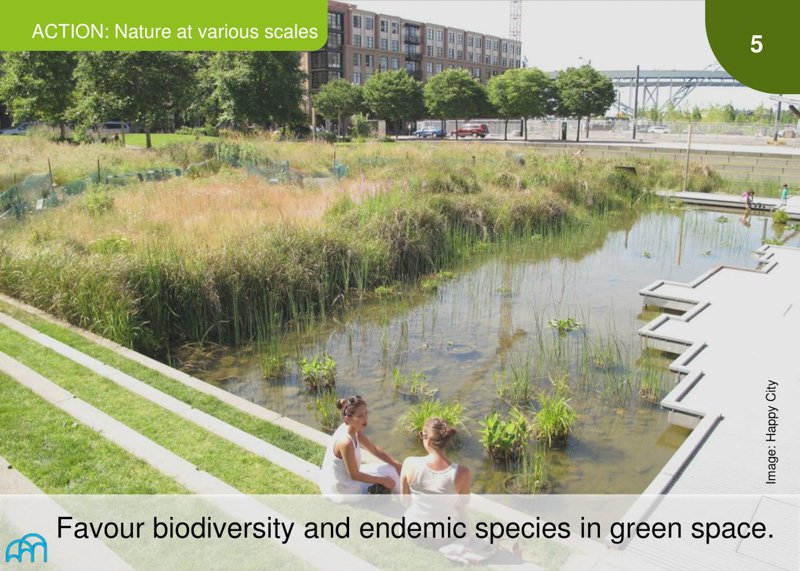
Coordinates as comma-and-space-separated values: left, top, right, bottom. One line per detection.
0, 139, 702, 356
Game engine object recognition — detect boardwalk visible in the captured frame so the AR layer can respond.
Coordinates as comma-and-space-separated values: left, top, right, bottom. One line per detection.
631, 245, 800, 570
657, 190, 800, 220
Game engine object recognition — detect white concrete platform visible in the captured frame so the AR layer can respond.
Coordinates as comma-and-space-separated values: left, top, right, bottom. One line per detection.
657, 190, 800, 220
631, 245, 800, 570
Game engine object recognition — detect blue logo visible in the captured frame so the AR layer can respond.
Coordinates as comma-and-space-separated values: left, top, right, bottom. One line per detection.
5, 533, 48, 564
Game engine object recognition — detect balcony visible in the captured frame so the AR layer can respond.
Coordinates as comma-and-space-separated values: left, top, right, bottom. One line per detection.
404, 33, 421, 45
405, 50, 422, 62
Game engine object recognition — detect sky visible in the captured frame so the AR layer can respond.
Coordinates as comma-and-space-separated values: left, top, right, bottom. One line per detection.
358, 0, 792, 110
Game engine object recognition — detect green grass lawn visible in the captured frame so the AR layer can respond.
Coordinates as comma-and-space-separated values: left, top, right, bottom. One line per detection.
0, 323, 318, 494
124, 133, 219, 148
0, 372, 186, 494
0, 299, 325, 466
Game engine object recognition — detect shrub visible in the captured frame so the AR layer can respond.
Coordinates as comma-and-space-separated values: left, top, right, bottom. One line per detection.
773, 209, 789, 225
350, 113, 373, 140
84, 188, 114, 216
298, 354, 337, 390
479, 407, 532, 462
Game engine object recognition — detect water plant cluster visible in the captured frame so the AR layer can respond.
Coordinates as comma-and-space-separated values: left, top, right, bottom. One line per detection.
0, 139, 715, 359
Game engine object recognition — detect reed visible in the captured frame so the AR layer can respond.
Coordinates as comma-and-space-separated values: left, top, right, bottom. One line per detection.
534, 376, 578, 447
396, 400, 465, 438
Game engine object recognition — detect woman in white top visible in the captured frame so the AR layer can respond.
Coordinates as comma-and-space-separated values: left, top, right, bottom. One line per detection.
400, 417, 471, 528
319, 395, 401, 497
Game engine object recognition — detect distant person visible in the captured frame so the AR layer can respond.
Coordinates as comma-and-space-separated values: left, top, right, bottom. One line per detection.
741, 189, 755, 211
319, 395, 401, 500
780, 183, 790, 207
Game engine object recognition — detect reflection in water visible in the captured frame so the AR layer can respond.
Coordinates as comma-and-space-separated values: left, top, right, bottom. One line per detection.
186, 209, 800, 493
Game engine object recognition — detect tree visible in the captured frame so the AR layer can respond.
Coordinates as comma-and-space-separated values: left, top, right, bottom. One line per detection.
488, 67, 551, 140
423, 69, 484, 138
72, 52, 195, 148
206, 52, 305, 131
554, 65, 615, 141
362, 70, 424, 137
313, 79, 363, 135
0, 52, 77, 139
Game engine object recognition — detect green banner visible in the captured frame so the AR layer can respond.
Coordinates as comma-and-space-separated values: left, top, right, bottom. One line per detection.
1, 0, 327, 51
706, 0, 800, 93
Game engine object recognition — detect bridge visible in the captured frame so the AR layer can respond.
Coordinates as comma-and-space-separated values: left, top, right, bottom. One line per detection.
605, 68, 742, 115
549, 67, 743, 116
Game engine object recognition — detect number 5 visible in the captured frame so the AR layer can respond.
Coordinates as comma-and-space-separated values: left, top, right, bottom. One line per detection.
751, 35, 763, 53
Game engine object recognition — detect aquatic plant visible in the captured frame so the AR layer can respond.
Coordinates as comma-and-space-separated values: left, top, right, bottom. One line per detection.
588, 337, 623, 371
534, 376, 578, 446
396, 400, 464, 438
773, 209, 789, 225
420, 271, 455, 292
391, 368, 437, 399
548, 317, 581, 337
505, 445, 549, 494
311, 390, 340, 431
494, 362, 534, 404
298, 354, 337, 390
260, 354, 286, 380
479, 407, 533, 462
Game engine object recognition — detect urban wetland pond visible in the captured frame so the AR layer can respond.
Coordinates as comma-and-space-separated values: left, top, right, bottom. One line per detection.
187, 207, 800, 494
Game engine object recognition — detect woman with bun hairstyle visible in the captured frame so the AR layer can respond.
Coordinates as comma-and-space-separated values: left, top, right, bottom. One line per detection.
400, 417, 470, 497
400, 417, 471, 548
319, 395, 401, 497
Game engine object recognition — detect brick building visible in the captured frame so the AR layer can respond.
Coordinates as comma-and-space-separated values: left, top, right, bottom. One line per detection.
302, 0, 522, 93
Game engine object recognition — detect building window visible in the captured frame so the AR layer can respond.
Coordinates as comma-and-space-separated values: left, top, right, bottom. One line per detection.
467, 51, 473, 62
391, 57, 399, 69
493, 40, 499, 50
435, 63, 443, 73
328, 12, 343, 31
354, 34, 361, 47
380, 19, 388, 32
467, 36, 473, 47
392, 21, 399, 34
380, 56, 388, 70
436, 47, 444, 58
326, 33, 342, 49
426, 62, 433, 73
436, 30, 443, 42
366, 36, 373, 48
503, 43, 508, 53
427, 28, 434, 40
502, 57, 507, 67
485, 55, 490, 64
448, 48, 454, 59
456, 35, 463, 45
366, 17, 373, 30
365, 54, 373, 67
353, 53, 361, 66
448, 31, 454, 44
426, 45, 433, 56
380, 38, 388, 50
353, 15, 361, 28
476, 37, 482, 49
457, 50, 463, 60
329, 52, 341, 68
475, 68, 481, 78
391, 40, 399, 52
353, 72, 362, 85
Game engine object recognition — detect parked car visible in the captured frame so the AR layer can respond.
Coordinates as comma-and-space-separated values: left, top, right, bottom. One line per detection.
647, 125, 671, 134
0, 122, 39, 136
91, 121, 131, 138
412, 127, 446, 139
451, 123, 489, 138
